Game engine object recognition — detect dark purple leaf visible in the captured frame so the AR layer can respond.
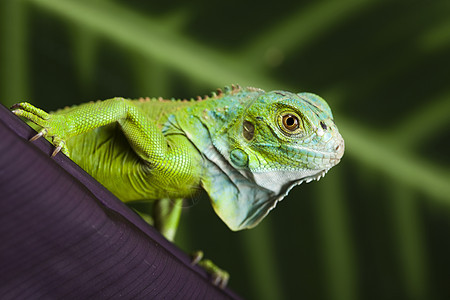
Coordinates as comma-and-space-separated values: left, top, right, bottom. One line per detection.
0, 104, 240, 299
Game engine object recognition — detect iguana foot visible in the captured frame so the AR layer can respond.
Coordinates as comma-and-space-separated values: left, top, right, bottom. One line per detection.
12, 102, 70, 157
191, 250, 230, 288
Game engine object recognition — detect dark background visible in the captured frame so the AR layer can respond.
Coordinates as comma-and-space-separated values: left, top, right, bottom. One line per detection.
1, 0, 449, 299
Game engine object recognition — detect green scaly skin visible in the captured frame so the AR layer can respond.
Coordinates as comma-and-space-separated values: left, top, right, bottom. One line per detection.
12, 85, 345, 287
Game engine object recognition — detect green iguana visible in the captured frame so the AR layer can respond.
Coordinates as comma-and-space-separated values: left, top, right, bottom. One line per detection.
12, 85, 344, 287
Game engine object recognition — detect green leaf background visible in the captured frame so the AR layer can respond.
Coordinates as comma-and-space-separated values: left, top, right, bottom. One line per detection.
1, 0, 449, 299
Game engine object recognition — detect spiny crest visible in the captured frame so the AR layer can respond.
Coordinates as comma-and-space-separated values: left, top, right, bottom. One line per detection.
138, 84, 251, 103
189, 84, 243, 102
138, 97, 151, 103
223, 84, 242, 95
137, 96, 176, 103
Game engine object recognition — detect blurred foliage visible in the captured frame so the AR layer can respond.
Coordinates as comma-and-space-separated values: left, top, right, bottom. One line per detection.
1, 0, 449, 299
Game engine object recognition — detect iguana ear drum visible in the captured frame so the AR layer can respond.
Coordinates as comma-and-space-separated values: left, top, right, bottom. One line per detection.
242, 120, 254, 141
230, 148, 248, 168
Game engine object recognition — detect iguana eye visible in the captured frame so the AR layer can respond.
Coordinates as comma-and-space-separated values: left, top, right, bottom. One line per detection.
282, 114, 299, 131
277, 111, 303, 135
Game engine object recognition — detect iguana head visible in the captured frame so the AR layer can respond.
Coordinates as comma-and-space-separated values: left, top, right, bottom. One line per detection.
227, 90, 344, 173
186, 88, 344, 231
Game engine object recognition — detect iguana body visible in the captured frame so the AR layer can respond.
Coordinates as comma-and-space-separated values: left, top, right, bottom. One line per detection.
12, 85, 344, 285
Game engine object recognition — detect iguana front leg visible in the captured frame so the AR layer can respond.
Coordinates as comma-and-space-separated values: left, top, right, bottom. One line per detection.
12, 98, 169, 162
12, 98, 200, 183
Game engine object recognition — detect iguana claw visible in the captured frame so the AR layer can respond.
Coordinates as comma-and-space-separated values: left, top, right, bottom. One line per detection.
191, 250, 230, 288
52, 144, 62, 157
191, 250, 203, 265
12, 102, 70, 157
30, 129, 46, 141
